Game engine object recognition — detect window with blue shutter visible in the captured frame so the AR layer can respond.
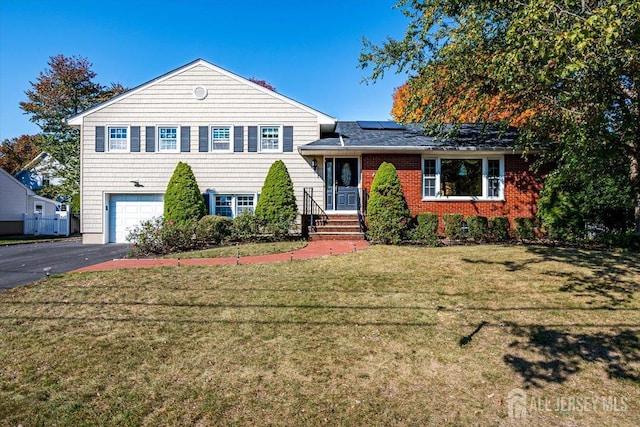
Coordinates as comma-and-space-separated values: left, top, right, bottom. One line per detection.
234, 126, 244, 152
248, 126, 257, 152
283, 126, 293, 152
180, 126, 190, 152
130, 126, 140, 152
199, 126, 208, 152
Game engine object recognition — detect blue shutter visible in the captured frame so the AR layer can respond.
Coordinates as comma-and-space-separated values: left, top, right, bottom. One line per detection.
145, 126, 155, 152
234, 126, 244, 152
180, 126, 190, 152
199, 126, 208, 152
248, 126, 258, 152
283, 126, 293, 152
130, 126, 140, 152
95, 126, 105, 152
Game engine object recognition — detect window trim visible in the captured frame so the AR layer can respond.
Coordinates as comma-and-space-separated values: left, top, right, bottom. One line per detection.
210, 193, 258, 218
209, 125, 234, 153
106, 125, 130, 152
157, 125, 180, 153
421, 154, 505, 201
258, 125, 283, 153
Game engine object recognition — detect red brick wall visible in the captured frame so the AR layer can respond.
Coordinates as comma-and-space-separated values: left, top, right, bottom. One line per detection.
361, 153, 544, 229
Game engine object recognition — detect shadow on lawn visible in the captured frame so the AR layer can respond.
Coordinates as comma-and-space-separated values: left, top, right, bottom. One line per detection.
462, 246, 640, 388
463, 245, 640, 307
503, 324, 640, 389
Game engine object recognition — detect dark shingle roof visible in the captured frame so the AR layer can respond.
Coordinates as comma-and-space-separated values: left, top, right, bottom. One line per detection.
300, 121, 519, 152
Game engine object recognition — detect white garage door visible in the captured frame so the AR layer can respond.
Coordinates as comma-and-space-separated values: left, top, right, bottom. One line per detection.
109, 194, 164, 243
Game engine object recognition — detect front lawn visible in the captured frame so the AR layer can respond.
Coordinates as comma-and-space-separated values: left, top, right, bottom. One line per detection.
0, 245, 638, 426
162, 240, 307, 259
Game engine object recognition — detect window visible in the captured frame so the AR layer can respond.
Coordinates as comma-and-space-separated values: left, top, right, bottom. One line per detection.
423, 159, 437, 197
158, 127, 178, 152
212, 194, 257, 218
108, 127, 128, 151
422, 156, 504, 200
259, 126, 281, 152
211, 126, 232, 151
34, 202, 44, 215
488, 159, 501, 198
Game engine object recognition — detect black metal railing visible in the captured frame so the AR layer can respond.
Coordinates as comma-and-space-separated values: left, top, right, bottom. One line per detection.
303, 187, 328, 233
358, 188, 368, 232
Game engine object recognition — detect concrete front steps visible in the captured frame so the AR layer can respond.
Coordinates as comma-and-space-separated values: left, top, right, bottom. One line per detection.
309, 214, 366, 241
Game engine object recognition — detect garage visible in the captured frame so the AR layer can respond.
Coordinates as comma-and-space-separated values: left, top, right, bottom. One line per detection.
108, 194, 164, 243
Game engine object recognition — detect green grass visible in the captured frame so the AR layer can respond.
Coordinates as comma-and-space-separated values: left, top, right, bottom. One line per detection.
0, 244, 638, 426
0, 235, 72, 245
162, 240, 307, 259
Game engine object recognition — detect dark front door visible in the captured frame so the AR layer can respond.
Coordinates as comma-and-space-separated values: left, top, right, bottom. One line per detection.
335, 158, 358, 210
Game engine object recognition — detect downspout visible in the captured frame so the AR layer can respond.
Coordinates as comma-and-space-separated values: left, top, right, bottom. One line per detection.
339, 132, 345, 147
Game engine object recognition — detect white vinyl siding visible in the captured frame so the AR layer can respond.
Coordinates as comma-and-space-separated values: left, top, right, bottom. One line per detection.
77, 63, 327, 242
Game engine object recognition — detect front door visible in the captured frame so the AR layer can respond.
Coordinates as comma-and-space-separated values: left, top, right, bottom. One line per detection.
325, 157, 359, 211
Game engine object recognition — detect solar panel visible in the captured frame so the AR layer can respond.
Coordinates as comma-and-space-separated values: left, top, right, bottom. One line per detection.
357, 121, 406, 130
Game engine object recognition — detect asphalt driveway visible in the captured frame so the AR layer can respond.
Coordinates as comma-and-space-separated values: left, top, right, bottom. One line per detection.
0, 240, 130, 290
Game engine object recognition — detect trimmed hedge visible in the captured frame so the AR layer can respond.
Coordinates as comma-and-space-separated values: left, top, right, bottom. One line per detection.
366, 162, 411, 244
197, 215, 233, 245
443, 214, 465, 240
514, 217, 536, 240
488, 216, 510, 241
467, 215, 488, 242
410, 213, 439, 246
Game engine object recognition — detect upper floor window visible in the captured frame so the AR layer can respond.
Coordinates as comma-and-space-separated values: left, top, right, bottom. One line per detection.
158, 127, 178, 152
108, 127, 128, 151
259, 126, 281, 152
211, 126, 232, 152
422, 156, 504, 200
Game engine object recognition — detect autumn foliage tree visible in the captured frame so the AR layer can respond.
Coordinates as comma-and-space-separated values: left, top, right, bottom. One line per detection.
248, 78, 276, 92
0, 134, 42, 175
362, 0, 640, 235
19, 54, 127, 206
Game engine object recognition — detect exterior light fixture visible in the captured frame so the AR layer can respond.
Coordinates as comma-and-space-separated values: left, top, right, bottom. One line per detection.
311, 158, 318, 171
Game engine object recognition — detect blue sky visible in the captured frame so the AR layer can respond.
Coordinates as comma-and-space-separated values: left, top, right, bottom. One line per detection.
0, 0, 411, 141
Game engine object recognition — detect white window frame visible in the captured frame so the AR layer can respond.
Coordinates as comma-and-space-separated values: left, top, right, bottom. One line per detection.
157, 125, 180, 153
107, 125, 129, 152
34, 202, 44, 215
210, 193, 258, 218
210, 125, 234, 153
422, 155, 505, 201
258, 125, 283, 153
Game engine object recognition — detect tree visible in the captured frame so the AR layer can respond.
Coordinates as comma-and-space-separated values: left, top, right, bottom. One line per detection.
0, 134, 42, 174
19, 54, 128, 205
163, 162, 206, 224
361, 1, 640, 233
366, 162, 411, 244
248, 78, 277, 92
255, 160, 297, 236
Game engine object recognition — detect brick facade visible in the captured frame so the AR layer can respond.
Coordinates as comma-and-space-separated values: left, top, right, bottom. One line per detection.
361, 153, 544, 229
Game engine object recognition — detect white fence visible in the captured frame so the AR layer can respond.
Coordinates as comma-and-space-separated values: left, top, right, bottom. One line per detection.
23, 213, 70, 236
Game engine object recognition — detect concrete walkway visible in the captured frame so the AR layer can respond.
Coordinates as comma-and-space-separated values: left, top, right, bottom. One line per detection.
73, 240, 369, 273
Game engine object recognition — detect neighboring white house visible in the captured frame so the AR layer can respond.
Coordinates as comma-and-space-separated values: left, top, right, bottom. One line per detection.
0, 168, 59, 236
67, 58, 336, 244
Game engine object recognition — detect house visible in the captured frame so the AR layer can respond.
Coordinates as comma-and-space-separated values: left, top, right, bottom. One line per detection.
67, 58, 544, 244
301, 122, 544, 232
0, 168, 60, 236
14, 152, 63, 192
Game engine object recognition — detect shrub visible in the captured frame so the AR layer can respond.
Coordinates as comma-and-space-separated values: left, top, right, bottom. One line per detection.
488, 216, 510, 241
514, 217, 536, 240
197, 215, 232, 245
409, 213, 439, 246
255, 160, 298, 237
126, 217, 165, 255
232, 211, 262, 242
164, 162, 206, 224
467, 215, 488, 242
366, 162, 411, 244
127, 217, 200, 255
443, 214, 464, 240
